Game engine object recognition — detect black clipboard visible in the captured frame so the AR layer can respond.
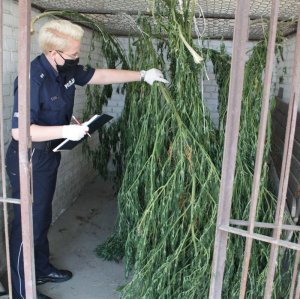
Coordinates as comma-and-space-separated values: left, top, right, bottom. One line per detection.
53, 113, 113, 152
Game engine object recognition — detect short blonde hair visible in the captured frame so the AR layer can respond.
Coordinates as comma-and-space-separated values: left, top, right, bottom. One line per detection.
39, 19, 84, 53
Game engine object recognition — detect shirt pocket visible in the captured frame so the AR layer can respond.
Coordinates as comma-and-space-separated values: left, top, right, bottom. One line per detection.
43, 94, 66, 111
39, 93, 68, 125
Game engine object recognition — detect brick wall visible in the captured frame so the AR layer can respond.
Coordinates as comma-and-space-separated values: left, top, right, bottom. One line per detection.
101, 38, 127, 120
274, 34, 296, 105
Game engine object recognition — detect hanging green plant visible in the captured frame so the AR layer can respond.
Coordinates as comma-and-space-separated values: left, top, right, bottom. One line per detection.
96, 1, 293, 298
31, 7, 295, 299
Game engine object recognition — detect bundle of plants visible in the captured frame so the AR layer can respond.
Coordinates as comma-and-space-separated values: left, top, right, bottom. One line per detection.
97, 3, 293, 298
96, 2, 222, 297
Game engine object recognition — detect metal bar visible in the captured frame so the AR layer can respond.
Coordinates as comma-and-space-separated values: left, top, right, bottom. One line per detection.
289, 238, 300, 299
264, 10, 300, 299
229, 219, 300, 232
239, 1, 280, 298
294, 275, 300, 299
219, 225, 300, 251
0, 0, 13, 297
295, 273, 300, 299
208, 2, 251, 298
0, 197, 21, 205
18, 1, 36, 299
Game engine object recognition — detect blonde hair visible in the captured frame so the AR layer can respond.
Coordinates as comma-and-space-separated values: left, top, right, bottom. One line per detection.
39, 19, 84, 53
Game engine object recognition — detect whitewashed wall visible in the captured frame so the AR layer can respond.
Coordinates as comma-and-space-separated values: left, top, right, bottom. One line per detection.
274, 33, 296, 104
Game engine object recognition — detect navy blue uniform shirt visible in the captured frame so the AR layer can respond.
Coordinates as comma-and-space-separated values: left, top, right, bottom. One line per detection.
12, 54, 95, 128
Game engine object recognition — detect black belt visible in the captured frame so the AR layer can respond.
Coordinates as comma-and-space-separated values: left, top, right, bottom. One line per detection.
11, 138, 62, 152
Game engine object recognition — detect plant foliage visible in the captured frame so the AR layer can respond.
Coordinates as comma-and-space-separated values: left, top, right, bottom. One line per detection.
31, 5, 295, 299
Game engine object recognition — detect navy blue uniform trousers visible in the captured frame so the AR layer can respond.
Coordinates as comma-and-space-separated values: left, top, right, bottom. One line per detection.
5, 139, 61, 299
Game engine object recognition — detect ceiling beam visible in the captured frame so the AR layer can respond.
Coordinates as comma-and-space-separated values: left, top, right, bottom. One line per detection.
31, 4, 294, 22
30, 3, 297, 40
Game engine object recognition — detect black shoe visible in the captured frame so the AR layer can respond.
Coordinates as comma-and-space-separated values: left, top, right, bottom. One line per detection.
37, 291, 53, 299
36, 268, 73, 285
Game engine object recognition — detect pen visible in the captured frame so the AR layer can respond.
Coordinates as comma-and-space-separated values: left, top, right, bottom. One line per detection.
72, 115, 91, 137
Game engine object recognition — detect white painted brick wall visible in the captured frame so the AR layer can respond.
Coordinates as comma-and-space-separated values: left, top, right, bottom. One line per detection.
101, 39, 128, 119
273, 33, 296, 105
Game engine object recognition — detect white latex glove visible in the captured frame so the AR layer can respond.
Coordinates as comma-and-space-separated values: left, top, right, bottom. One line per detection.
62, 125, 89, 141
143, 68, 169, 85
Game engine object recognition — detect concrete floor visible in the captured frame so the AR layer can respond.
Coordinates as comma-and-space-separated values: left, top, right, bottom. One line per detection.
38, 176, 127, 299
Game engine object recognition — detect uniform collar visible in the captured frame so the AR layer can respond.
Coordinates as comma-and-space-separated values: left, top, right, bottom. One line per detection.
39, 53, 61, 81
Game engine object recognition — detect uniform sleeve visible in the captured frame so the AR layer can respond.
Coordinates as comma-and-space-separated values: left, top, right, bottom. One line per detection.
74, 65, 95, 86
12, 77, 41, 128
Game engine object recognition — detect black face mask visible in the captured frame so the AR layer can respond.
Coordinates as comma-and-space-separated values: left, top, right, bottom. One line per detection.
56, 51, 79, 73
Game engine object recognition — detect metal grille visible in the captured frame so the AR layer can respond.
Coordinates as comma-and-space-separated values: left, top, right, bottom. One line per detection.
31, 0, 300, 40
2, 1, 300, 298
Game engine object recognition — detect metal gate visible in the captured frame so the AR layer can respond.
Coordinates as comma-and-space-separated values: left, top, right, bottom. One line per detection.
209, 1, 300, 299
1, 0, 300, 299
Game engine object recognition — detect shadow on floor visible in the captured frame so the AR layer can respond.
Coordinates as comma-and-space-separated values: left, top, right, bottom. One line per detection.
38, 176, 126, 299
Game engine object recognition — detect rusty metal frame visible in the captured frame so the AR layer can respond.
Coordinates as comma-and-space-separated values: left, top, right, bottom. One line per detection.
0, 0, 13, 297
209, 1, 251, 297
240, 0, 280, 296
17, 0, 37, 298
0, 0, 36, 298
209, 0, 300, 298
0, 0, 299, 298
289, 238, 300, 299
264, 9, 300, 298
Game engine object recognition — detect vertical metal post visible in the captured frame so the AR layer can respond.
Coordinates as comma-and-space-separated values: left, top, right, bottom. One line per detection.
208, 1, 250, 298
264, 10, 300, 299
0, 0, 13, 297
18, 1, 37, 299
239, 1, 280, 298
289, 238, 300, 299
294, 273, 300, 299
